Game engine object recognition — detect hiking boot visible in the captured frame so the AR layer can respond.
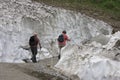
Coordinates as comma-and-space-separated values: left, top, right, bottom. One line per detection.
58, 54, 60, 59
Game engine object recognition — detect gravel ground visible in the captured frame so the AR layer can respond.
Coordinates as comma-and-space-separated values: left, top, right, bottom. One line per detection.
0, 57, 70, 80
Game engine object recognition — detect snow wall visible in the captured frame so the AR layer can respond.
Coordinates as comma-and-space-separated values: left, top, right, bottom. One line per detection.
1, 0, 120, 80
55, 32, 120, 80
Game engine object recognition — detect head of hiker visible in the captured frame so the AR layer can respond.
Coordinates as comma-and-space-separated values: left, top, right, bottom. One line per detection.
62, 30, 66, 34
34, 33, 38, 37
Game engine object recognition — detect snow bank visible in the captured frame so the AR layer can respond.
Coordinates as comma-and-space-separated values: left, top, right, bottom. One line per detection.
55, 32, 120, 80
0, 0, 112, 63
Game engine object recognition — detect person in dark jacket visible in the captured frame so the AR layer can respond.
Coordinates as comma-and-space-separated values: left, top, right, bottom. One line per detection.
29, 33, 42, 63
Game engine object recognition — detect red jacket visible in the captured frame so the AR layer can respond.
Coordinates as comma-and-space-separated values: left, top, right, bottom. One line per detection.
58, 33, 70, 46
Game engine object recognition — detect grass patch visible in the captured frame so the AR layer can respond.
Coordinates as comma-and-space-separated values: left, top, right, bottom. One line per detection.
32, 0, 120, 18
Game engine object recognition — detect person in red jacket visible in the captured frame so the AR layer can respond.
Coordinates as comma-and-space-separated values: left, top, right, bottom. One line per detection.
29, 33, 42, 63
58, 30, 70, 59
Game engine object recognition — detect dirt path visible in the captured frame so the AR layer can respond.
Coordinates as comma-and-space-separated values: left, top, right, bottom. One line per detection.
0, 57, 69, 80
0, 63, 39, 80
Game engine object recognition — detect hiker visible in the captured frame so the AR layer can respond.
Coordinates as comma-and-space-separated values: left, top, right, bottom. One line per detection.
29, 33, 42, 63
57, 30, 70, 59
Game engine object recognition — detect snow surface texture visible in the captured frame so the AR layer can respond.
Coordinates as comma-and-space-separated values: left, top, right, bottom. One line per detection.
0, 0, 112, 62
1, 0, 120, 80
55, 32, 120, 80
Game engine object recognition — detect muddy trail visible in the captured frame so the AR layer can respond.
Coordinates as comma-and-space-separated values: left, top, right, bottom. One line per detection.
0, 57, 70, 80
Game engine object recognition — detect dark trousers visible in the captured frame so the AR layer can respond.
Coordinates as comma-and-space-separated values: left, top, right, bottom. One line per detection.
30, 46, 37, 63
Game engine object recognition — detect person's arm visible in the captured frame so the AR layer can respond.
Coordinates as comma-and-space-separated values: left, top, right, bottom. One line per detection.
66, 35, 70, 41
68, 38, 71, 41
37, 37, 42, 49
39, 41, 42, 49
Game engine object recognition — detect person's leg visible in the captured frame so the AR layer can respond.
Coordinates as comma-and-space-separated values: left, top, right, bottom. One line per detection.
58, 45, 64, 59
30, 47, 34, 60
34, 47, 37, 62
58, 46, 61, 59
31, 47, 37, 63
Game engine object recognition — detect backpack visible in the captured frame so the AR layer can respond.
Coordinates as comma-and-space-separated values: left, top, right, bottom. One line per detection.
57, 34, 64, 42
29, 36, 35, 46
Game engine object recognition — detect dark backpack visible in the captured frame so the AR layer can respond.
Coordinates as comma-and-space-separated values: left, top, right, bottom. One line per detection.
58, 34, 64, 42
29, 36, 35, 46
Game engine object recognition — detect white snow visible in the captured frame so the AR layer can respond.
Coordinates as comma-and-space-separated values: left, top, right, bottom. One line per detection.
55, 32, 120, 80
